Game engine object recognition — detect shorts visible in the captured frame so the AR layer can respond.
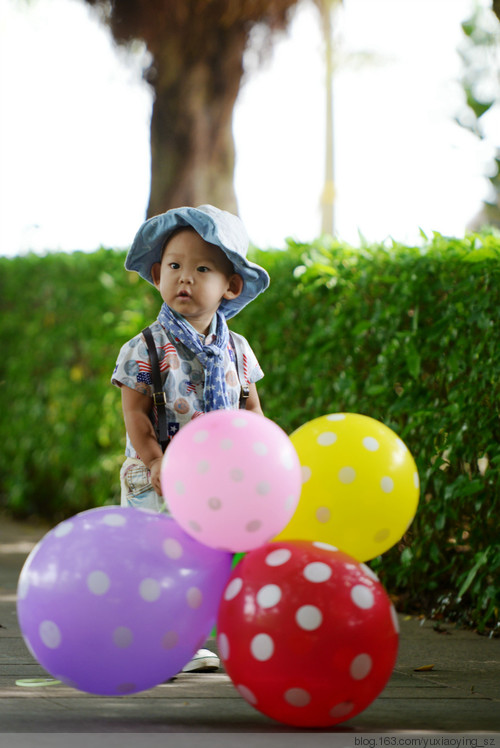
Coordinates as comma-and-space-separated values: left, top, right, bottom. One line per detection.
120, 457, 169, 514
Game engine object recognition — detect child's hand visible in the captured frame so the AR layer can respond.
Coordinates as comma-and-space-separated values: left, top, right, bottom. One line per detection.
149, 457, 163, 496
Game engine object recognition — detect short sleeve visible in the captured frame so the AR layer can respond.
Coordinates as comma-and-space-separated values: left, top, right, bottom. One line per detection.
230, 331, 264, 384
111, 332, 153, 397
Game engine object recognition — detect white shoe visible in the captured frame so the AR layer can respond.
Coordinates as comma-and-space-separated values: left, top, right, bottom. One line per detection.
181, 648, 220, 673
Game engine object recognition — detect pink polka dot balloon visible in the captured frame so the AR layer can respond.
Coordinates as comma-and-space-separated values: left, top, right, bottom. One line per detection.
217, 541, 399, 727
17, 507, 232, 695
160, 410, 302, 552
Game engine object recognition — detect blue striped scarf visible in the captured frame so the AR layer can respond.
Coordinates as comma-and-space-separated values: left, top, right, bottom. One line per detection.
158, 303, 230, 411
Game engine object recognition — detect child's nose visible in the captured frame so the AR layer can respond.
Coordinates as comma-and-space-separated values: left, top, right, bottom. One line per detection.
180, 268, 194, 283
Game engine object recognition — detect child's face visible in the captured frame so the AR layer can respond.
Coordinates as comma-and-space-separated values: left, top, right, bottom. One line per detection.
151, 229, 243, 335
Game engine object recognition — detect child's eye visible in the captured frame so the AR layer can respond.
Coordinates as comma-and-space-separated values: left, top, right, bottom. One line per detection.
169, 262, 180, 270
197, 266, 210, 273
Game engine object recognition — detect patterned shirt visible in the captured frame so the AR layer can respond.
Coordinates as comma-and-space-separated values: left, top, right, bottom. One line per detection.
111, 320, 264, 459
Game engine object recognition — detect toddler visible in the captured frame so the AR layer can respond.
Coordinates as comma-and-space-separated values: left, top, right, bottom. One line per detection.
111, 204, 269, 672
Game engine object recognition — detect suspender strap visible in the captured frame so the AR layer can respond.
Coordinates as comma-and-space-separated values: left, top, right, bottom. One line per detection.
229, 332, 250, 409
142, 328, 248, 451
142, 327, 170, 452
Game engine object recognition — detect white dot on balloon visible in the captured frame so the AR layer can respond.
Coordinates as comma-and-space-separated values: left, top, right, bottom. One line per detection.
256, 584, 282, 609
281, 448, 296, 470
237, 684, 258, 705
39, 620, 62, 649
363, 436, 379, 452
414, 472, 420, 488
220, 438, 233, 450
54, 521, 74, 537
256, 481, 270, 496
296, 605, 323, 631
175, 480, 185, 495
374, 528, 390, 543
113, 626, 133, 648
139, 578, 161, 602
350, 653, 372, 680
87, 570, 110, 596
196, 460, 210, 474
232, 417, 248, 429
246, 519, 261, 533
303, 562, 332, 583
163, 538, 183, 559
187, 586, 203, 609
266, 548, 292, 566
208, 496, 222, 510
253, 441, 268, 456
17, 577, 29, 600
218, 632, 230, 660
316, 506, 331, 523
327, 413, 345, 421
250, 633, 274, 661
390, 605, 400, 634
313, 541, 338, 551
329, 701, 354, 718
189, 520, 202, 533
162, 630, 179, 650
301, 466, 312, 483
317, 431, 337, 446
193, 429, 209, 443
230, 468, 244, 482
351, 584, 375, 610
102, 513, 127, 527
360, 563, 379, 582
338, 466, 356, 484
224, 577, 243, 601
381, 476, 394, 493
284, 688, 311, 707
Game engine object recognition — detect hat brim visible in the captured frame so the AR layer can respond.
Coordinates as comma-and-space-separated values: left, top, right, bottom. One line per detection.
125, 205, 269, 319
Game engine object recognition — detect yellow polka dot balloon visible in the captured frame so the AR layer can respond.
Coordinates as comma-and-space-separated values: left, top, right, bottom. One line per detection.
275, 413, 420, 562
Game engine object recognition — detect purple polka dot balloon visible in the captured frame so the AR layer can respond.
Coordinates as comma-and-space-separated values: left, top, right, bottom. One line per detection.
17, 507, 233, 695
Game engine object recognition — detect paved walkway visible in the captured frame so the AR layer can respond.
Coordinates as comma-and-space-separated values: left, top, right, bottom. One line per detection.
1, 515, 499, 737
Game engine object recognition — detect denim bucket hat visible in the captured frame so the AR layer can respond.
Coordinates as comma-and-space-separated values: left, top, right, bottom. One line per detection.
125, 204, 270, 319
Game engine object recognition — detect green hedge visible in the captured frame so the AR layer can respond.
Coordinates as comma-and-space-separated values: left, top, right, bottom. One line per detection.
0, 232, 498, 631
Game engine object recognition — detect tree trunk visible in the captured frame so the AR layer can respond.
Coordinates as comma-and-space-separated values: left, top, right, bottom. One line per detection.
147, 32, 246, 217
493, 0, 500, 24
84, 0, 301, 217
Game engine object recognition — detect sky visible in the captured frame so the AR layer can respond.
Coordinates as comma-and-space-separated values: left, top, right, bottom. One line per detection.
0, 0, 499, 255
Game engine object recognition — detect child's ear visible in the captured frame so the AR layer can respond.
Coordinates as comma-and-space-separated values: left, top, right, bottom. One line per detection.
224, 273, 244, 300
151, 262, 162, 288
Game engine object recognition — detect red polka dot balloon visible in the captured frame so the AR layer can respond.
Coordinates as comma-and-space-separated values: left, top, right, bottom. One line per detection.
217, 541, 399, 727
